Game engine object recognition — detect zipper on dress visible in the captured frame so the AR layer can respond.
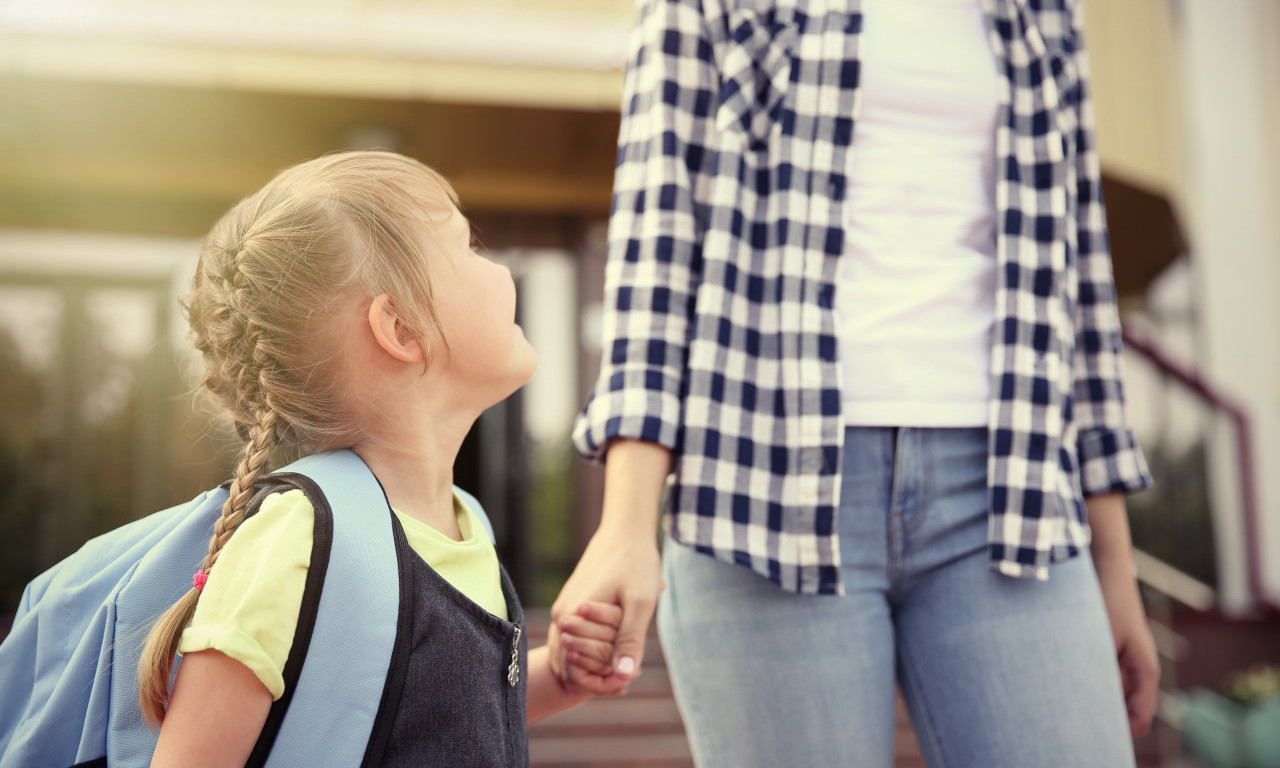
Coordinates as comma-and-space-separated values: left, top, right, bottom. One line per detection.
507, 626, 521, 687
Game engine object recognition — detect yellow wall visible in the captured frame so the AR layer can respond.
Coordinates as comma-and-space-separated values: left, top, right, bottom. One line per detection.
1084, 0, 1186, 204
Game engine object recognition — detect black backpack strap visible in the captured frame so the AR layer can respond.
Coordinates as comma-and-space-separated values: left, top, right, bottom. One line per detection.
243, 474, 335, 768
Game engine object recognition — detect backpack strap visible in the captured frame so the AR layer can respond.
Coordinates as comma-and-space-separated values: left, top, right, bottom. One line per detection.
236, 475, 331, 767
254, 450, 406, 768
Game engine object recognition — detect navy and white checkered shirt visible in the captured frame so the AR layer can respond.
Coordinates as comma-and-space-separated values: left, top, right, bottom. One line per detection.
574, 0, 1153, 595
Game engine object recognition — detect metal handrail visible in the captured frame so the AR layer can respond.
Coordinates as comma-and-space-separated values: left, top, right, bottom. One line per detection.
1133, 547, 1216, 612
1131, 546, 1215, 740
1121, 325, 1277, 614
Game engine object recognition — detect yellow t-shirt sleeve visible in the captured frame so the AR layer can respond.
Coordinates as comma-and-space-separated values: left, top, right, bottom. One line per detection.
177, 489, 313, 700
176, 486, 506, 701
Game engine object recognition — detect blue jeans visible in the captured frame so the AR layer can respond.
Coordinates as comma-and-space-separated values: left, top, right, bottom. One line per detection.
657, 427, 1134, 767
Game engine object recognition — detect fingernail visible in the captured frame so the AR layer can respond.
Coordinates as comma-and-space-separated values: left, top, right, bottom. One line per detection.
615, 656, 637, 676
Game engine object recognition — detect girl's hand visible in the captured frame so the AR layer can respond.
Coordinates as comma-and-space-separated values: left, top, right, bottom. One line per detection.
559, 602, 625, 693
525, 600, 631, 722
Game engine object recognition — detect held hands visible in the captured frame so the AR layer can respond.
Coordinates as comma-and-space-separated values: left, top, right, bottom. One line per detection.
557, 601, 626, 694
526, 601, 628, 723
548, 530, 665, 696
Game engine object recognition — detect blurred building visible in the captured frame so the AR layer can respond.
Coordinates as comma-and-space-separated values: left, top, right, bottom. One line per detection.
0, 0, 630, 608
1, 3, 1279, 759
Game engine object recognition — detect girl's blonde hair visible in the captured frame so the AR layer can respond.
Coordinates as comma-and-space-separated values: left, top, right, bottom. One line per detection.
138, 150, 457, 726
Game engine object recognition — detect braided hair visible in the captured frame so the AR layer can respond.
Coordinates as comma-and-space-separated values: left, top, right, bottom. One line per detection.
138, 151, 456, 726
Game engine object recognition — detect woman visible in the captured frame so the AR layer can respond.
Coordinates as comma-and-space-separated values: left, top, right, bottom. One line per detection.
550, 0, 1159, 765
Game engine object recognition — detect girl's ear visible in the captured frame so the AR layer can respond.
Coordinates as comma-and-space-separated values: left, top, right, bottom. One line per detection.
368, 294, 424, 363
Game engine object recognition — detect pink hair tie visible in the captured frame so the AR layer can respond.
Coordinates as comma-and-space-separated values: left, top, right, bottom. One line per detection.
192, 570, 209, 592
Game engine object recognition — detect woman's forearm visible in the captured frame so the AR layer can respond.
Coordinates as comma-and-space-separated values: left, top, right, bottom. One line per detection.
1085, 492, 1135, 571
597, 438, 671, 539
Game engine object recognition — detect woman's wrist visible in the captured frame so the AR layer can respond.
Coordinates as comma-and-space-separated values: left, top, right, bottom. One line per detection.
595, 503, 662, 543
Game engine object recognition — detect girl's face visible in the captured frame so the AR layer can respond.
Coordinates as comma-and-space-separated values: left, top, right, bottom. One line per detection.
422, 202, 537, 404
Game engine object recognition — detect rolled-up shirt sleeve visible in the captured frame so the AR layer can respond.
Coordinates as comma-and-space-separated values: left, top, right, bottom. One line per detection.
573, 0, 721, 462
1066, 0, 1153, 497
178, 490, 313, 700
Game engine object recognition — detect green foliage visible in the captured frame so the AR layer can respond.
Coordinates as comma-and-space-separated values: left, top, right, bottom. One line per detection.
0, 331, 46, 612
525, 439, 578, 607
0, 302, 236, 616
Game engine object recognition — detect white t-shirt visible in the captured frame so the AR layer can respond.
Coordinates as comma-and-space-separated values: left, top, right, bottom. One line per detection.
837, 0, 1001, 427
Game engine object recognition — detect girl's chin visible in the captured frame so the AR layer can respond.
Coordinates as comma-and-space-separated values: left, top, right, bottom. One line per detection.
517, 347, 538, 383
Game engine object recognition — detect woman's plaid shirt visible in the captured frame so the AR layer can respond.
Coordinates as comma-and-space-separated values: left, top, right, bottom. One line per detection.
574, 0, 1153, 595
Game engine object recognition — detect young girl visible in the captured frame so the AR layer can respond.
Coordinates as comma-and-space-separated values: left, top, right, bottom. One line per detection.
139, 150, 619, 767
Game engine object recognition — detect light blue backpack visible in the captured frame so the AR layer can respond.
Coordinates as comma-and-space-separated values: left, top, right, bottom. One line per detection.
0, 450, 493, 768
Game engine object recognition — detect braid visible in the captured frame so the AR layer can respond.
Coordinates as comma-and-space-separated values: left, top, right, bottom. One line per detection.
209, 302, 282, 549
137, 255, 284, 726
205, 405, 278, 573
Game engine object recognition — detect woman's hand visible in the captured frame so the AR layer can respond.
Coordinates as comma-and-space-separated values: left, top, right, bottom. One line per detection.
547, 439, 670, 695
1087, 492, 1161, 738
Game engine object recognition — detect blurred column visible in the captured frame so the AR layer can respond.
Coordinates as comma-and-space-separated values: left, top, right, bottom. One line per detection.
573, 220, 607, 555
1179, 0, 1280, 614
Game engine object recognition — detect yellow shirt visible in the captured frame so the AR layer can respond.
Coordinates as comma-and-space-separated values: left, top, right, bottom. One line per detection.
178, 488, 507, 699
